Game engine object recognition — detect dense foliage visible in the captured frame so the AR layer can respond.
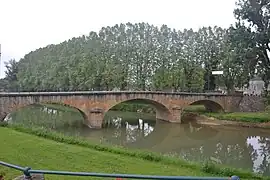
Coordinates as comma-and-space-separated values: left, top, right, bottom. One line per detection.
1, 0, 269, 92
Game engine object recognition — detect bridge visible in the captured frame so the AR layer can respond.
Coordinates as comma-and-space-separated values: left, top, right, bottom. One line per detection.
0, 91, 264, 128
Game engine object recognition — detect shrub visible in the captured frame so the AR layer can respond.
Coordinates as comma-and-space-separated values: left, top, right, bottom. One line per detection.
0, 121, 8, 127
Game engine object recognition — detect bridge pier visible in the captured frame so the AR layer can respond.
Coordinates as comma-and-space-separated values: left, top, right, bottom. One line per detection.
85, 112, 104, 129
84, 108, 104, 129
0, 112, 6, 121
170, 107, 182, 123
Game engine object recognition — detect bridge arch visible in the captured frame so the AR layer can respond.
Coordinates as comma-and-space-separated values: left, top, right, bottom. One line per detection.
0, 102, 88, 127
185, 99, 224, 112
105, 98, 172, 122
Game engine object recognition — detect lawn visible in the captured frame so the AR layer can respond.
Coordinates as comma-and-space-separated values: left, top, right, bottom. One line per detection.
0, 127, 216, 180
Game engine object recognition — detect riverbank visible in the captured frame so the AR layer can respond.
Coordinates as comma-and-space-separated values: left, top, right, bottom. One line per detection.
0, 124, 266, 180
200, 113, 270, 128
184, 105, 270, 128
183, 113, 270, 129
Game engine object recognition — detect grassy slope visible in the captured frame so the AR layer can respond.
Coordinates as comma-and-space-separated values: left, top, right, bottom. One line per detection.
0, 127, 215, 180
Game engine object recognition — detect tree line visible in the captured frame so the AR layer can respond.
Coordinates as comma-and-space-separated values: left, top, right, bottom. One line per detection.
1, 0, 269, 93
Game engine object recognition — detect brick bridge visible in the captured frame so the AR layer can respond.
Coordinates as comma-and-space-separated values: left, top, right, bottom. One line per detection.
0, 91, 264, 128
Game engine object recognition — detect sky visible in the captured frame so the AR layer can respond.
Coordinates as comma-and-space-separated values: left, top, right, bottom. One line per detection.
0, 0, 236, 78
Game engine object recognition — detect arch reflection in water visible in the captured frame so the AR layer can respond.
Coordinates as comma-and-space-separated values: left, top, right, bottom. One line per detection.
77, 112, 157, 146
5, 104, 86, 128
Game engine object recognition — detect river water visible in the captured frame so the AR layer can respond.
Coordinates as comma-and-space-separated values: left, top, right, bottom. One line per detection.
6, 104, 270, 175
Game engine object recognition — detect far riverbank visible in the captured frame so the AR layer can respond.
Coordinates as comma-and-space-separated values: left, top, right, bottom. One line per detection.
113, 103, 270, 128
183, 105, 270, 128
182, 112, 270, 129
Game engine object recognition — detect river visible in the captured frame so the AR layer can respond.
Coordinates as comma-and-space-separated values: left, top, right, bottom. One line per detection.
5, 104, 270, 176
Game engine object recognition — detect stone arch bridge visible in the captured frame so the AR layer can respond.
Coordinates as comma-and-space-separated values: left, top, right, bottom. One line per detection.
0, 91, 263, 128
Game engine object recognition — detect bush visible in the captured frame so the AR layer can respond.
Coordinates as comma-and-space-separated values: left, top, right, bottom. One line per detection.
0, 121, 8, 127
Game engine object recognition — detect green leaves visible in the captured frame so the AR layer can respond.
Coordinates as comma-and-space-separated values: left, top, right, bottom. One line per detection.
2, 18, 267, 93
234, 0, 270, 90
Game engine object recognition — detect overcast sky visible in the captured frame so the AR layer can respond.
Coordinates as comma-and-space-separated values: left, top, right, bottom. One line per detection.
0, 0, 236, 78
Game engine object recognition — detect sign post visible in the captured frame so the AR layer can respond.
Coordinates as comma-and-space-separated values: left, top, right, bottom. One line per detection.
212, 70, 223, 75
212, 70, 223, 91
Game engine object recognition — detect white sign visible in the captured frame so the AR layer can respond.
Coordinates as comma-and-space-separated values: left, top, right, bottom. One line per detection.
212, 71, 223, 75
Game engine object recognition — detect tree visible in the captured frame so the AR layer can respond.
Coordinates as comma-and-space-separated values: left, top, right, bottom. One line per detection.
1, 22, 244, 93
4, 59, 19, 91
219, 24, 257, 92
195, 27, 227, 91
234, 0, 270, 90
0, 78, 8, 91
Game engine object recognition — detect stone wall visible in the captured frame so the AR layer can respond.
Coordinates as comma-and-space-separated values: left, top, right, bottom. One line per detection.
239, 95, 265, 112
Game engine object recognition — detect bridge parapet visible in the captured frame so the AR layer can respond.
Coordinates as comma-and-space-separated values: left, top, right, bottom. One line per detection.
0, 91, 244, 96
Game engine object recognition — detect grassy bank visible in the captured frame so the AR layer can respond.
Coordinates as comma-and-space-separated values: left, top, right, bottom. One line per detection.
184, 105, 270, 123
203, 112, 270, 123
0, 124, 267, 180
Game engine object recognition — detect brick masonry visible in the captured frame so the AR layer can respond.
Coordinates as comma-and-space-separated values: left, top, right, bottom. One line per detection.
0, 91, 264, 128
239, 94, 265, 112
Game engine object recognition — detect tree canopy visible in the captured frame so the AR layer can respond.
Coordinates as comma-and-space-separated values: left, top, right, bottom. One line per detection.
1, 0, 269, 93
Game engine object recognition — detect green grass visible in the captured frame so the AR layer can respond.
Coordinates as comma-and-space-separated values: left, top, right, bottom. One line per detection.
204, 112, 270, 123
0, 124, 267, 180
183, 105, 207, 113
184, 105, 270, 123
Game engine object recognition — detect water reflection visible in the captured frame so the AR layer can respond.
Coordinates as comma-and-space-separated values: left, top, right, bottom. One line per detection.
6, 104, 270, 175
92, 116, 155, 145
247, 136, 270, 174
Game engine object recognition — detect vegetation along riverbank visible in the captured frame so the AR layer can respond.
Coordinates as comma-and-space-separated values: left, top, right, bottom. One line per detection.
0, 123, 268, 180
183, 104, 270, 127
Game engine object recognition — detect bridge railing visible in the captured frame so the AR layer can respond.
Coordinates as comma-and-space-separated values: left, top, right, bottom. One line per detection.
0, 161, 240, 180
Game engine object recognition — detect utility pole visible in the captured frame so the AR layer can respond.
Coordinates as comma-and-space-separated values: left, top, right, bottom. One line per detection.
212, 70, 224, 92
207, 70, 210, 92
